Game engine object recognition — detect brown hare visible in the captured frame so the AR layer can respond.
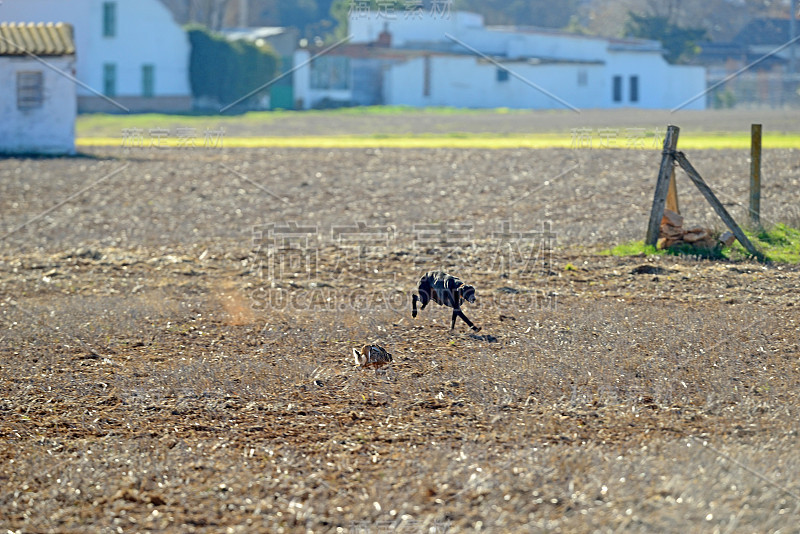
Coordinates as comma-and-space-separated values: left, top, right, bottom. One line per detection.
352, 344, 393, 368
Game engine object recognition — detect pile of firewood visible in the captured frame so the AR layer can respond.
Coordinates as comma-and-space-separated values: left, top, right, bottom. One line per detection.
658, 209, 735, 250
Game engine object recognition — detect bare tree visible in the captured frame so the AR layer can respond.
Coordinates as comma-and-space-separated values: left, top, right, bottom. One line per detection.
576, 0, 646, 37
577, 0, 791, 41
643, 0, 685, 22
160, 0, 233, 30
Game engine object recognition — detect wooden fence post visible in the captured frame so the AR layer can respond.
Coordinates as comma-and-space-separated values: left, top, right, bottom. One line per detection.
750, 124, 762, 227
646, 125, 680, 246
674, 152, 764, 260
666, 164, 680, 214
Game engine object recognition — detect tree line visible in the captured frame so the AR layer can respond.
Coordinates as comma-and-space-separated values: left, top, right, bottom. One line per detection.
164, 0, 797, 65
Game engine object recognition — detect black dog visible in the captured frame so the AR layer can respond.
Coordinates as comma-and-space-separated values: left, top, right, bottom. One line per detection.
412, 271, 480, 331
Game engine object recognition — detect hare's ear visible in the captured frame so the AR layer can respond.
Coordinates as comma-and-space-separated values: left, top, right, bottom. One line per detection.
352, 348, 363, 366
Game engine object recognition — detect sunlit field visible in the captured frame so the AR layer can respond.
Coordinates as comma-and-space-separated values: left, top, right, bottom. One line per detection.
3, 108, 800, 532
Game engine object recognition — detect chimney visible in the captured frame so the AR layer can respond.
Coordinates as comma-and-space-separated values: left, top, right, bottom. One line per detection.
377, 22, 392, 47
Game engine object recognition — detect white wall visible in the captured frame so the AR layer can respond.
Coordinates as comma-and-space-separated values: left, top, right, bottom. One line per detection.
350, 11, 651, 62
350, 10, 706, 110
384, 53, 705, 110
661, 64, 706, 111
0, 56, 76, 154
459, 28, 613, 62
605, 51, 706, 110
385, 55, 604, 110
292, 49, 310, 109
349, 11, 483, 47
1, 0, 190, 98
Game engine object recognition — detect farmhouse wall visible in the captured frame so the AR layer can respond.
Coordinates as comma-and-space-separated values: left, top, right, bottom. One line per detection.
0, 55, 77, 154
1, 0, 191, 112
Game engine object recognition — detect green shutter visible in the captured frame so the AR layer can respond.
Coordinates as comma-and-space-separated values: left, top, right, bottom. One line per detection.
103, 2, 116, 38
103, 63, 116, 97
142, 65, 154, 98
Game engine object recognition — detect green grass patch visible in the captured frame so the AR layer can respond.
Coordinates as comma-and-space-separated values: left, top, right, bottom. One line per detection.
601, 224, 800, 263
76, 107, 504, 136
731, 223, 800, 263
600, 239, 727, 261
599, 242, 666, 257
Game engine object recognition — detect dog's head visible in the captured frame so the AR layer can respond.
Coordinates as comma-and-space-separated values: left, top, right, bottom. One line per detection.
460, 284, 476, 304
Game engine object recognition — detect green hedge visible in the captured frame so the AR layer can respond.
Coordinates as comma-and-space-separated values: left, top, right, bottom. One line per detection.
187, 25, 279, 110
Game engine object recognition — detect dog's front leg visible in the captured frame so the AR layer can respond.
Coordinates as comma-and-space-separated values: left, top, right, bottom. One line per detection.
456, 309, 480, 332
419, 289, 430, 310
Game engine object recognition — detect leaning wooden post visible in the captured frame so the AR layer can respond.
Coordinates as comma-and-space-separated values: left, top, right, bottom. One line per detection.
646, 125, 680, 246
674, 152, 764, 260
750, 124, 762, 227
666, 164, 680, 214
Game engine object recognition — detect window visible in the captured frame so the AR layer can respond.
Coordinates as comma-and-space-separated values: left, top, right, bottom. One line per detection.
612, 75, 623, 102
629, 75, 639, 103
103, 63, 116, 97
309, 56, 350, 90
17, 71, 44, 110
497, 68, 509, 83
103, 2, 116, 38
577, 69, 588, 87
142, 64, 154, 98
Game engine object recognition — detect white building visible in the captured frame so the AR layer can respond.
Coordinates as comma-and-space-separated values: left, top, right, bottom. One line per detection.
294, 11, 706, 110
1, 0, 191, 112
0, 22, 76, 154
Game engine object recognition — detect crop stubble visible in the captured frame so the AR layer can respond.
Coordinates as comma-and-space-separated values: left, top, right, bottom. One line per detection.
1, 146, 800, 532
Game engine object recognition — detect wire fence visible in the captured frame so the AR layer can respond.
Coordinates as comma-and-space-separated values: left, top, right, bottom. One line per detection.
707, 72, 800, 108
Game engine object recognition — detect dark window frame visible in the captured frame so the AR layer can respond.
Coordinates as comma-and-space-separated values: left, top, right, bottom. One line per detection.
142, 64, 155, 98
17, 71, 44, 110
103, 2, 117, 38
103, 63, 117, 97
612, 75, 623, 103
629, 75, 639, 103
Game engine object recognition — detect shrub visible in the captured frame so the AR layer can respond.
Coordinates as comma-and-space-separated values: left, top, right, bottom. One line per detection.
186, 25, 279, 111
